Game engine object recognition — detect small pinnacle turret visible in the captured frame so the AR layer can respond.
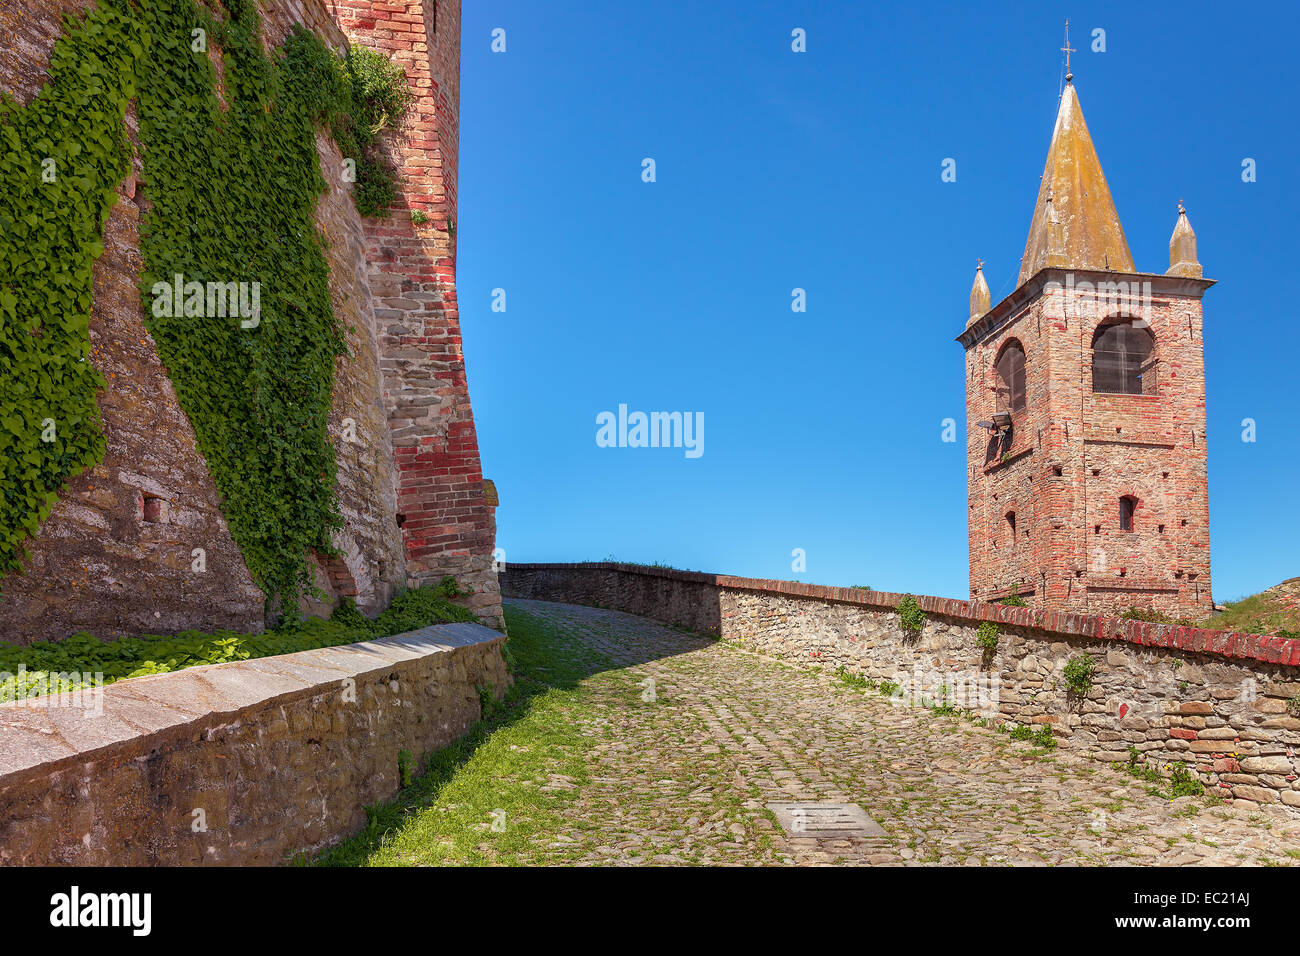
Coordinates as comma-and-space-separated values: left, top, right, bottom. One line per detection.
1167, 201, 1203, 278
968, 260, 990, 325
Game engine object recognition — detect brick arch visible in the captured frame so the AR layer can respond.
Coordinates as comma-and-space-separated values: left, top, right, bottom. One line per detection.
318, 552, 360, 602
1091, 313, 1156, 348
993, 337, 1027, 414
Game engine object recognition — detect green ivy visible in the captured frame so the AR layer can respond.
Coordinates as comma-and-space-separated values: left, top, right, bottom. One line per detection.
333, 45, 412, 217
0, 0, 413, 619
135, 0, 353, 618
0, 2, 141, 582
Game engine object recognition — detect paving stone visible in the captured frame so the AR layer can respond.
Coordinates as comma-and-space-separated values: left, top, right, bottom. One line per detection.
504, 599, 1300, 866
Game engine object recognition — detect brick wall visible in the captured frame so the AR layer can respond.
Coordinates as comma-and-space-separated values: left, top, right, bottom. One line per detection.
331, 0, 503, 629
0, 621, 509, 865
502, 563, 1300, 814
961, 269, 1214, 618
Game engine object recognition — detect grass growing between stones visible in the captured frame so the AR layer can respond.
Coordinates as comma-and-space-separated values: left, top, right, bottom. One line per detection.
312, 604, 612, 866
832, 665, 1057, 751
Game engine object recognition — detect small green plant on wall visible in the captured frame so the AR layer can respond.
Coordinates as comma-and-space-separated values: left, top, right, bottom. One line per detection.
1008, 722, 1056, 749
1063, 654, 1097, 696
332, 44, 415, 217
397, 749, 413, 787
975, 621, 999, 664
896, 595, 926, 633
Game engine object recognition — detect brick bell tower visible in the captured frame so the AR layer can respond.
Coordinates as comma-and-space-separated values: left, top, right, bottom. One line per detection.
958, 58, 1214, 618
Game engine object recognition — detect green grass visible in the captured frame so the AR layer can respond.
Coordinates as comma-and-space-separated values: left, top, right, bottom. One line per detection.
0, 578, 475, 702
1195, 588, 1300, 638
311, 604, 612, 866
1118, 580, 1300, 637
1115, 748, 1208, 801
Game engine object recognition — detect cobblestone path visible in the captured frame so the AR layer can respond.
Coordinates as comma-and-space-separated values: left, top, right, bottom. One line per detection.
497, 599, 1300, 866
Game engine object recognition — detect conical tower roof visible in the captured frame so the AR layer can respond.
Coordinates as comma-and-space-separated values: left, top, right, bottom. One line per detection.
1017, 81, 1135, 286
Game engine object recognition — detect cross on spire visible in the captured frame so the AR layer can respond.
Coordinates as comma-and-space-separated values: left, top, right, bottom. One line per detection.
1061, 20, 1076, 82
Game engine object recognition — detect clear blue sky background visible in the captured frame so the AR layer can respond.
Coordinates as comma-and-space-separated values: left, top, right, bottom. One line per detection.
455, 0, 1297, 602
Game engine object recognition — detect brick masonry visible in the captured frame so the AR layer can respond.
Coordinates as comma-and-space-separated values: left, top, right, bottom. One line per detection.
332, 0, 503, 629
502, 563, 1300, 813
0, 621, 509, 865
0, 0, 502, 640
960, 269, 1214, 618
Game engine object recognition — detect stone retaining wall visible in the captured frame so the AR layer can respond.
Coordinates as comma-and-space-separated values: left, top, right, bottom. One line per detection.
502, 563, 1300, 813
0, 622, 508, 865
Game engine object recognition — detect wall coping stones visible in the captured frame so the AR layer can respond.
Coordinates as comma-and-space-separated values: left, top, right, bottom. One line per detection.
0, 621, 503, 784
505, 563, 1299, 668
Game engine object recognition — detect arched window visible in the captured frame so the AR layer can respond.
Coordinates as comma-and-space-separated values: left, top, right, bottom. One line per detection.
1092, 320, 1156, 395
995, 341, 1026, 413
1005, 511, 1017, 548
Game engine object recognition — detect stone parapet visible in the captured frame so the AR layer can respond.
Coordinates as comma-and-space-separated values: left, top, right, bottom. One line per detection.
0, 621, 509, 865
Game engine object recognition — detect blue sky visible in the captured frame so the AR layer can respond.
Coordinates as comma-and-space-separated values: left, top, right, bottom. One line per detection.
455, 0, 1298, 602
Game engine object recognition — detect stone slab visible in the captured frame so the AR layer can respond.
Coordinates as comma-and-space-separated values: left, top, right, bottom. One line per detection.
766, 802, 888, 840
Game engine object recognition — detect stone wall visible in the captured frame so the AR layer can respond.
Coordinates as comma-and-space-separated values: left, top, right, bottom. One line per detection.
502, 563, 1300, 813
0, 621, 509, 865
0, 0, 502, 641
0, 0, 266, 644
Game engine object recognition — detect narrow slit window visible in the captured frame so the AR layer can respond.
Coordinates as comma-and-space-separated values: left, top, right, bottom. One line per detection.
142, 494, 169, 524
1119, 496, 1137, 532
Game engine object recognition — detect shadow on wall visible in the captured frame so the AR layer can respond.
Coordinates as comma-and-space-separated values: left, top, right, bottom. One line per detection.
500, 565, 724, 638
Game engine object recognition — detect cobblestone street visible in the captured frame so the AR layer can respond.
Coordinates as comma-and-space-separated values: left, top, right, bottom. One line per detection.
486, 599, 1300, 866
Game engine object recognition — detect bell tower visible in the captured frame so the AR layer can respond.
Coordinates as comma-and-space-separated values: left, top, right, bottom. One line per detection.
958, 44, 1215, 618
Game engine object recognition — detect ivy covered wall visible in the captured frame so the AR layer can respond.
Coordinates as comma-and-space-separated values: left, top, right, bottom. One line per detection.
0, 0, 415, 642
